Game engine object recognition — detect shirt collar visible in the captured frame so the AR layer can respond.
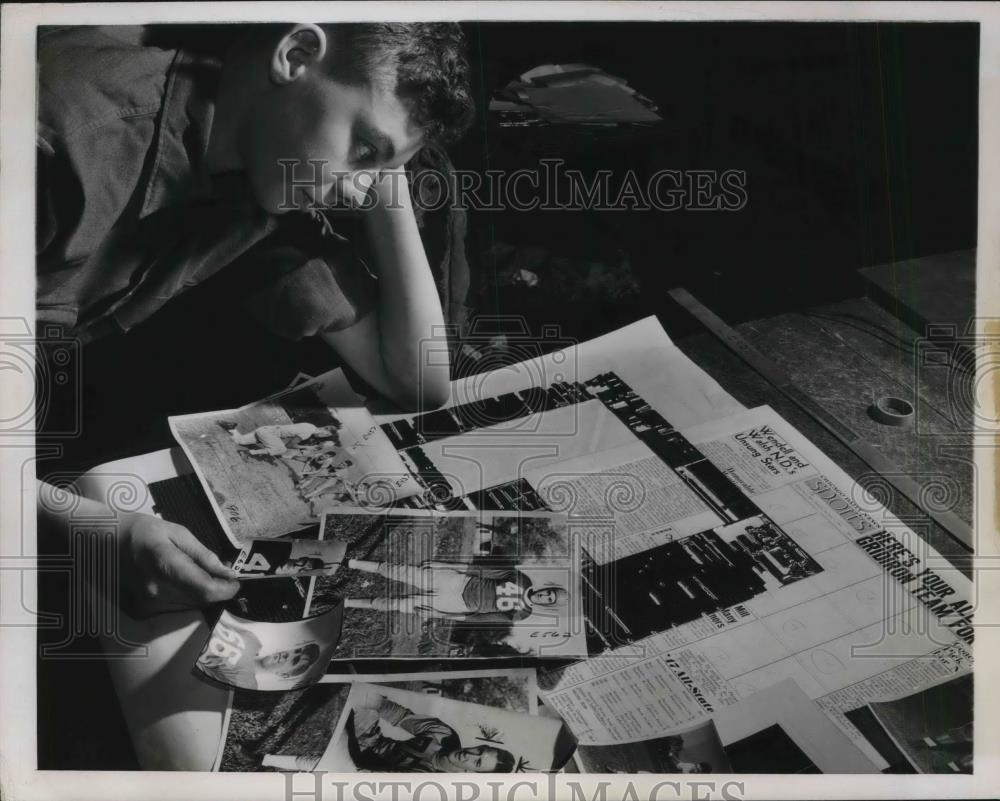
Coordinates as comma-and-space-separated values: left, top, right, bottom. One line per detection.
138, 49, 222, 218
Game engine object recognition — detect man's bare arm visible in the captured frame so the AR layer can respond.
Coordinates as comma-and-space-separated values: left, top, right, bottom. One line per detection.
37, 481, 240, 618
321, 168, 450, 410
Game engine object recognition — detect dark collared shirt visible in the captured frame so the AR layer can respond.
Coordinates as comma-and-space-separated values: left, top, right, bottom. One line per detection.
354, 699, 461, 772
37, 26, 376, 343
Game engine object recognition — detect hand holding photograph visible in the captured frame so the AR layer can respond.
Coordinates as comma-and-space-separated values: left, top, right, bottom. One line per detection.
231, 537, 347, 579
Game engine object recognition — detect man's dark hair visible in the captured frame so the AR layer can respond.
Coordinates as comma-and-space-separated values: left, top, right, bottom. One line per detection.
281, 642, 321, 678
321, 23, 475, 146
487, 746, 516, 773
144, 23, 474, 146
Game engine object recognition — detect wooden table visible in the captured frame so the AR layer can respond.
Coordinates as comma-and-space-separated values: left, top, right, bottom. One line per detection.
674, 255, 975, 571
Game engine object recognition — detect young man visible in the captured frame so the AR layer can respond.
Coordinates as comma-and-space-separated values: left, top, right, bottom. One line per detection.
225, 421, 340, 457
197, 615, 322, 690
349, 694, 516, 773
36, 23, 474, 618
258, 694, 518, 773
343, 558, 569, 624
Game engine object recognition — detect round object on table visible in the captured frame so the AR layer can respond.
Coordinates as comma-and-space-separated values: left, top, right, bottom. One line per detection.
868, 396, 915, 427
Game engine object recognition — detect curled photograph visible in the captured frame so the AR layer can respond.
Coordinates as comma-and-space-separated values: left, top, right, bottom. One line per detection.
196, 605, 345, 691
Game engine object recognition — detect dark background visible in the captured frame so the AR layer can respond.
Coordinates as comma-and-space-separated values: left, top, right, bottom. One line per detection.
37, 21, 979, 769
458, 21, 978, 337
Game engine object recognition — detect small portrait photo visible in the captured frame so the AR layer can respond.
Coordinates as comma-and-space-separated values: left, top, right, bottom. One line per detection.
318, 683, 577, 773
232, 538, 347, 580
215, 669, 538, 772
196, 605, 344, 692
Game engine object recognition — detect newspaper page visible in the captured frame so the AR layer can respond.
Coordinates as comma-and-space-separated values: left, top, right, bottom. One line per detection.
169, 371, 422, 547
536, 405, 972, 769
573, 719, 732, 774
373, 316, 745, 515
213, 668, 539, 771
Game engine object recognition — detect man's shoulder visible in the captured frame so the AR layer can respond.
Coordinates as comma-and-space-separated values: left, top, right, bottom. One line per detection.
37, 26, 177, 143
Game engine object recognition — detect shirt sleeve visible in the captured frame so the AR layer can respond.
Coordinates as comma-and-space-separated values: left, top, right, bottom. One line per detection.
399, 714, 459, 745
239, 222, 378, 341
36, 140, 59, 257
376, 697, 417, 727
253, 427, 289, 456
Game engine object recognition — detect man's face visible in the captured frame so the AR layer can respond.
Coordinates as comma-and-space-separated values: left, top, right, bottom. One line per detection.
274, 558, 310, 575
242, 67, 423, 214
258, 645, 314, 676
531, 588, 560, 606
440, 746, 501, 773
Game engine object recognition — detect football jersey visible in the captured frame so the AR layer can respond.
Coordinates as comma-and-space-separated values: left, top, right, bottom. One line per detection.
197, 618, 262, 690
460, 568, 534, 621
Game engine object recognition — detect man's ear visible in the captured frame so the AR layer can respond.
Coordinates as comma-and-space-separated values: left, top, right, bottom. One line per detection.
270, 23, 328, 85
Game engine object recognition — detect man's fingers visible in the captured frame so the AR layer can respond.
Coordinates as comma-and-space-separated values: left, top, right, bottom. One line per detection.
156, 544, 240, 605
168, 525, 240, 579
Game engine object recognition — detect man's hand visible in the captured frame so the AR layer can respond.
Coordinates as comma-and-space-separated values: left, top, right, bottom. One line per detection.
116, 513, 240, 618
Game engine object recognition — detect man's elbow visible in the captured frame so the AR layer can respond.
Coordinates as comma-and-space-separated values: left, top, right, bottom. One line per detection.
418, 372, 451, 409
388, 369, 450, 411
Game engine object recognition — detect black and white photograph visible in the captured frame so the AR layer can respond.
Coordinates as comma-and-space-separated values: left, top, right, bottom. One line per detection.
170, 375, 423, 546
4, 3, 995, 798
231, 536, 347, 579
196, 605, 344, 692
866, 673, 974, 774
318, 682, 577, 773
215, 668, 539, 772
312, 508, 587, 659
